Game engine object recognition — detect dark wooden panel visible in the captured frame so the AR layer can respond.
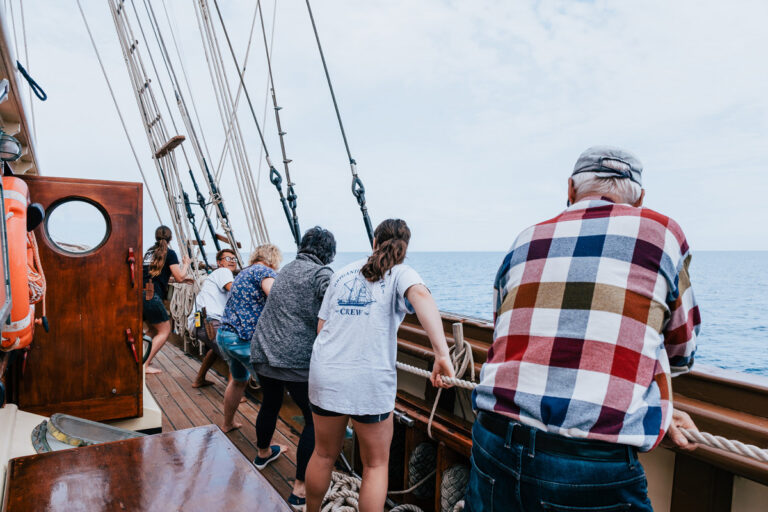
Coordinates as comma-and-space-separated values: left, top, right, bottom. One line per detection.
16, 176, 143, 420
671, 453, 733, 512
20, 395, 140, 423
3, 425, 291, 512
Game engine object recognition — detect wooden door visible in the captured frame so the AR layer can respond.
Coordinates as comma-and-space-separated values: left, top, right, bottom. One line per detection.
17, 176, 143, 421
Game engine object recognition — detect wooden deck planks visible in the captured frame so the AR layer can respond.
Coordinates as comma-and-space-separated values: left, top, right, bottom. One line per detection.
159, 348, 298, 493
146, 343, 305, 499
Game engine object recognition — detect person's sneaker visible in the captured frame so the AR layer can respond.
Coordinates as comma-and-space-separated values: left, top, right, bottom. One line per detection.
253, 445, 282, 470
287, 493, 306, 511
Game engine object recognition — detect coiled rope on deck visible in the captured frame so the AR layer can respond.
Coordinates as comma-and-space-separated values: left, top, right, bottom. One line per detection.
396, 347, 768, 464
322, 470, 436, 512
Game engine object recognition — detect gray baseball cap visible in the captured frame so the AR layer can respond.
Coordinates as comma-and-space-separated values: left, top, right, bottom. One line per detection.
572, 146, 643, 186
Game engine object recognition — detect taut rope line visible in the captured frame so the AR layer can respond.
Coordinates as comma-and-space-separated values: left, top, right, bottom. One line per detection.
209, 0, 299, 247
76, 0, 165, 224
304, 0, 375, 246
395, 332, 768, 464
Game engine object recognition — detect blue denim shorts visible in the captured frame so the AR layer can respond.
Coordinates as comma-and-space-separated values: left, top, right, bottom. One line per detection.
216, 329, 253, 382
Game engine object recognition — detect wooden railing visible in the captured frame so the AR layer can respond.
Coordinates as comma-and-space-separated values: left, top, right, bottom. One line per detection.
395, 313, 768, 485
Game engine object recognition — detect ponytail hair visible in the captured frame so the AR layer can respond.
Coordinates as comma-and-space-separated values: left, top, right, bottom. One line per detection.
149, 225, 173, 277
361, 219, 411, 282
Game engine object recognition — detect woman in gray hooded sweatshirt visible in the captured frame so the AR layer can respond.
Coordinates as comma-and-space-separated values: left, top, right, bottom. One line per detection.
249, 226, 336, 510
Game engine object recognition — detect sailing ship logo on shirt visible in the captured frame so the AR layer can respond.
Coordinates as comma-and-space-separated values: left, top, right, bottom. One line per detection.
336, 276, 375, 315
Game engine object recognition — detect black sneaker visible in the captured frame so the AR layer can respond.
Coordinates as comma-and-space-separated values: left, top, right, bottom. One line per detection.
287, 493, 306, 511
253, 445, 282, 470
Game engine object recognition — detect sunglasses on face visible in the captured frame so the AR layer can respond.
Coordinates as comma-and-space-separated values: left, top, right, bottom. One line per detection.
219, 256, 237, 263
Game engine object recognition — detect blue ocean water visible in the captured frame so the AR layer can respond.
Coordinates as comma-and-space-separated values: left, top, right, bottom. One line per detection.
325, 251, 768, 376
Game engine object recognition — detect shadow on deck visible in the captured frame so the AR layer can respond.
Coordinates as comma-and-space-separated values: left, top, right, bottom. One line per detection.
146, 342, 304, 500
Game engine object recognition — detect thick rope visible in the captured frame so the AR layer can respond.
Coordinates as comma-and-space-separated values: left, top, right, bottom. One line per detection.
27, 232, 46, 318
424, 327, 475, 439
395, 362, 768, 464
321, 471, 432, 512
168, 276, 202, 342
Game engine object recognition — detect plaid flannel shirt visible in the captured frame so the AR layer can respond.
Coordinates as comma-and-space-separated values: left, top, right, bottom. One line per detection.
473, 197, 700, 451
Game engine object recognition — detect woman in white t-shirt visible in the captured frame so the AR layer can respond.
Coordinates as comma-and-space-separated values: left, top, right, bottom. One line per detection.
306, 219, 455, 512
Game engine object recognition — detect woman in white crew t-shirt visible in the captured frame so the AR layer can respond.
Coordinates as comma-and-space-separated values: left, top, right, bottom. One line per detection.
305, 219, 455, 512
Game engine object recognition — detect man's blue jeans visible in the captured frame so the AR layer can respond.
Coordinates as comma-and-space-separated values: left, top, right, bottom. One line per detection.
465, 414, 654, 511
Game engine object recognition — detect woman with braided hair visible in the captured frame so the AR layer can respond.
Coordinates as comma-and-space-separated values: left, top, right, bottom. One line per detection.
142, 225, 190, 374
305, 218, 455, 512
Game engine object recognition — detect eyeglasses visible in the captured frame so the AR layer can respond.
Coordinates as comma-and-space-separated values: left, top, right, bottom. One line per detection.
219, 256, 237, 263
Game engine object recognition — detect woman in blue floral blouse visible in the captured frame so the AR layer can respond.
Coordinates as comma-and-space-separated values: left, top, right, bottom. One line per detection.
217, 244, 282, 432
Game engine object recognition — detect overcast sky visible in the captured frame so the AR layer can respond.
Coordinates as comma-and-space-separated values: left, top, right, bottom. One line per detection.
6, 0, 768, 252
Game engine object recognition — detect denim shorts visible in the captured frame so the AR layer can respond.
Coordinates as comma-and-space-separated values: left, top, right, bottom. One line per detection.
310, 403, 391, 424
216, 329, 253, 382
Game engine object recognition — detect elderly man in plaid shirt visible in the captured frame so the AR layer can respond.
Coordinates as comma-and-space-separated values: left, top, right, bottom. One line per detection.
466, 146, 701, 512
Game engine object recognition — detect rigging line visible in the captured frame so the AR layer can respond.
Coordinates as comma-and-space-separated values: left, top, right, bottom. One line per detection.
75, 0, 165, 224
130, 0, 197, 173
256, 0, 301, 242
304, 0, 375, 245
135, 0, 242, 258
187, 0, 269, 250
109, 0, 192, 257
198, 0, 272, 246
254, 0, 278, 195
160, 0, 213, 164
257, 0, 292, 185
18, 0, 34, 141
209, 0, 272, 159
210, 0, 298, 246
194, 29, 260, 253
140, 0, 205, 167
123, 1, 179, 137
304, 0, 353, 164
198, 1, 265, 246
125, 0, 202, 253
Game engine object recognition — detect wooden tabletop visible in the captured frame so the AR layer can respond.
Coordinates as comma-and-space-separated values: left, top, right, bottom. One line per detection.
2, 425, 291, 512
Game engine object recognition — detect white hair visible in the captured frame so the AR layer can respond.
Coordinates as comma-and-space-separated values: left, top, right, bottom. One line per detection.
571, 172, 642, 204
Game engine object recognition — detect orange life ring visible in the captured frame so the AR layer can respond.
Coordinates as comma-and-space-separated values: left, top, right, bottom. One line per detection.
1, 176, 34, 351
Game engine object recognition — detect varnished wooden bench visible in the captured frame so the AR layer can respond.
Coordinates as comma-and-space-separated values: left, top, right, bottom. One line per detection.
2, 425, 290, 511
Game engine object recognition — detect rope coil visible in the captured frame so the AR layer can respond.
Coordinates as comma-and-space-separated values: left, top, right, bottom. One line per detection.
322, 471, 434, 512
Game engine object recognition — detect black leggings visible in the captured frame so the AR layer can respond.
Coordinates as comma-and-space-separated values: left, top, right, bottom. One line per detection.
255, 375, 314, 482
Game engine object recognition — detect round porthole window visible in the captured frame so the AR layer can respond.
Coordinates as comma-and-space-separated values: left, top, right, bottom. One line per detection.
45, 199, 110, 254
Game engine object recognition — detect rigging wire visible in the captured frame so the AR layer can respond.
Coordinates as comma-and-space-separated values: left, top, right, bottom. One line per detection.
134, 0, 258, 259
210, 0, 300, 248
192, 0, 267, 250
189, 0, 275, 249
256, 0, 301, 242
108, 0, 194, 260
304, 0, 374, 246
159, 0, 213, 168
18, 0, 35, 140
255, 0, 278, 195
75, 0, 165, 225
